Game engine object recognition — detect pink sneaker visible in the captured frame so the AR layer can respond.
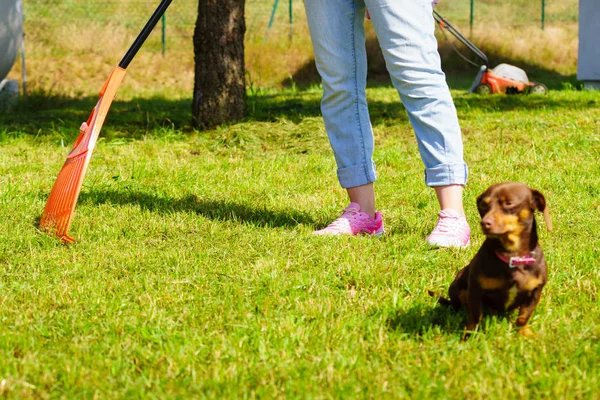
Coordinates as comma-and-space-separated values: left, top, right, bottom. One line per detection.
313, 203, 384, 236
426, 209, 471, 248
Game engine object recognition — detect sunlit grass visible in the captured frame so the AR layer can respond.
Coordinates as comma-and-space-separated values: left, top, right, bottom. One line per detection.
1, 85, 600, 398
1, 0, 595, 397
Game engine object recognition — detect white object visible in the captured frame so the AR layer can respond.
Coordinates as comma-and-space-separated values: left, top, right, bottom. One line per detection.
578, 0, 600, 89
0, 0, 23, 81
0, 79, 19, 109
491, 63, 530, 84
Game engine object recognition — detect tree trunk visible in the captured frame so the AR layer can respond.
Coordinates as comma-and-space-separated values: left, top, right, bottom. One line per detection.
193, 0, 246, 129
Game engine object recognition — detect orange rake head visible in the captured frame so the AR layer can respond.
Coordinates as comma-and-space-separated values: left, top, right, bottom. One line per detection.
39, 0, 172, 243
39, 67, 126, 243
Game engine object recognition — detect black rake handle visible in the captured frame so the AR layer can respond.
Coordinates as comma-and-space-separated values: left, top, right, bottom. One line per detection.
119, 0, 173, 69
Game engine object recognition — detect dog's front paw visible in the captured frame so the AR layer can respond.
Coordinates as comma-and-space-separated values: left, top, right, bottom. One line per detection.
518, 325, 534, 337
462, 323, 478, 341
461, 329, 471, 341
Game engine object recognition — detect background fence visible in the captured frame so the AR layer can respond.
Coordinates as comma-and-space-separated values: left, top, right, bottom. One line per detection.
13, 0, 579, 95
21, 0, 579, 52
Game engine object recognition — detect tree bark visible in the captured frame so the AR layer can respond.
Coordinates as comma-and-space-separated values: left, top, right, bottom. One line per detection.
193, 0, 246, 129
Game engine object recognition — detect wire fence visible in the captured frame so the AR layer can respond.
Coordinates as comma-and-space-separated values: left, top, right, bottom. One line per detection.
21, 0, 578, 57
22, 0, 197, 57
436, 0, 578, 30
14, 0, 578, 94
21, 0, 307, 56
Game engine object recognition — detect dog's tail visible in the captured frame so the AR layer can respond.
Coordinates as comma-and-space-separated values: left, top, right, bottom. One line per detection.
427, 289, 453, 307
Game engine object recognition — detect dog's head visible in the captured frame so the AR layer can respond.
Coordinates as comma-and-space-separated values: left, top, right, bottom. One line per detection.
476, 182, 551, 251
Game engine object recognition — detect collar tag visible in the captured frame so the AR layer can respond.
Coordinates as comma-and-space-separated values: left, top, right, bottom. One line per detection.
496, 251, 537, 268
508, 253, 537, 268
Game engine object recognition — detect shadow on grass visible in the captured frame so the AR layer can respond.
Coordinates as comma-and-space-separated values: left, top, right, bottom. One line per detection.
285, 36, 580, 92
4, 86, 596, 142
388, 301, 525, 340
2, 61, 592, 142
78, 188, 315, 229
386, 303, 464, 337
0, 94, 196, 139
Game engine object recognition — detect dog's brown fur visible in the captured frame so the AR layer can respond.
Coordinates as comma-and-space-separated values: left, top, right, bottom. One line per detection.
433, 182, 552, 339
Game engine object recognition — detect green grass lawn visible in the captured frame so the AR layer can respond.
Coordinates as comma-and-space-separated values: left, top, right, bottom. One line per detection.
1, 85, 600, 398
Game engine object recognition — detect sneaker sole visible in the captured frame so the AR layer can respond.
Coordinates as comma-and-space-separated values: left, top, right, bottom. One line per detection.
427, 238, 470, 248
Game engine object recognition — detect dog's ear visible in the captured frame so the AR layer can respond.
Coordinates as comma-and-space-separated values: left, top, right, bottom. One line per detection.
476, 187, 494, 217
532, 189, 552, 231
476, 193, 487, 218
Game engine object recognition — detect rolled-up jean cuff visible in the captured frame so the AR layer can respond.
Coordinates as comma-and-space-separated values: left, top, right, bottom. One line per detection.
337, 162, 377, 188
425, 163, 469, 187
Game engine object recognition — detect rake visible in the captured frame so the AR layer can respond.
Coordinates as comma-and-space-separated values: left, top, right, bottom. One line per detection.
39, 0, 173, 243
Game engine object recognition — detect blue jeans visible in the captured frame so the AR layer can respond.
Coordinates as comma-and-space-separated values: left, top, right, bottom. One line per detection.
304, 0, 468, 188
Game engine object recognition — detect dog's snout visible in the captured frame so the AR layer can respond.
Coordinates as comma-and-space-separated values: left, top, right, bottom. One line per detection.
481, 215, 494, 230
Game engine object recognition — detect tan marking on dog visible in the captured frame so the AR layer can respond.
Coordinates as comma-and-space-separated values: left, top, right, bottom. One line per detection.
516, 315, 528, 326
483, 197, 491, 205
519, 209, 530, 220
478, 276, 505, 290
521, 275, 543, 292
505, 284, 519, 310
518, 325, 534, 337
459, 290, 468, 306
499, 214, 520, 233
503, 235, 520, 251
498, 214, 523, 251
543, 207, 552, 231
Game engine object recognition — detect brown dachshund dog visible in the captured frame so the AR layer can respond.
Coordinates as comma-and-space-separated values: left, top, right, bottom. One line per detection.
432, 182, 552, 338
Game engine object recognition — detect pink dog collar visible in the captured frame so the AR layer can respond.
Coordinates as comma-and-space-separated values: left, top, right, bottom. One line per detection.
495, 251, 537, 268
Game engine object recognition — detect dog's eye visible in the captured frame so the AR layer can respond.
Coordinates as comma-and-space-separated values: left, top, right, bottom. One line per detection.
502, 201, 519, 214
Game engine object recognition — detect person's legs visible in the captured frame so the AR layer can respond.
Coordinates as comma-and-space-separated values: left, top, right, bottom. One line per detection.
435, 184, 465, 217
304, 0, 374, 190
347, 183, 375, 218
305, 0, 381, 233
366, 0, 470, 246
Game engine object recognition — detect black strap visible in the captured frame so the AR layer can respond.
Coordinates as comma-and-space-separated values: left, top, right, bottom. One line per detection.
433, 10, 489, 67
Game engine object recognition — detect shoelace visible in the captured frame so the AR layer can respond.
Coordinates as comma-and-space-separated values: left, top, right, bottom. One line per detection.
432, 215, 462, 234
325, 208, 359, 229
325, 208, 365, 229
